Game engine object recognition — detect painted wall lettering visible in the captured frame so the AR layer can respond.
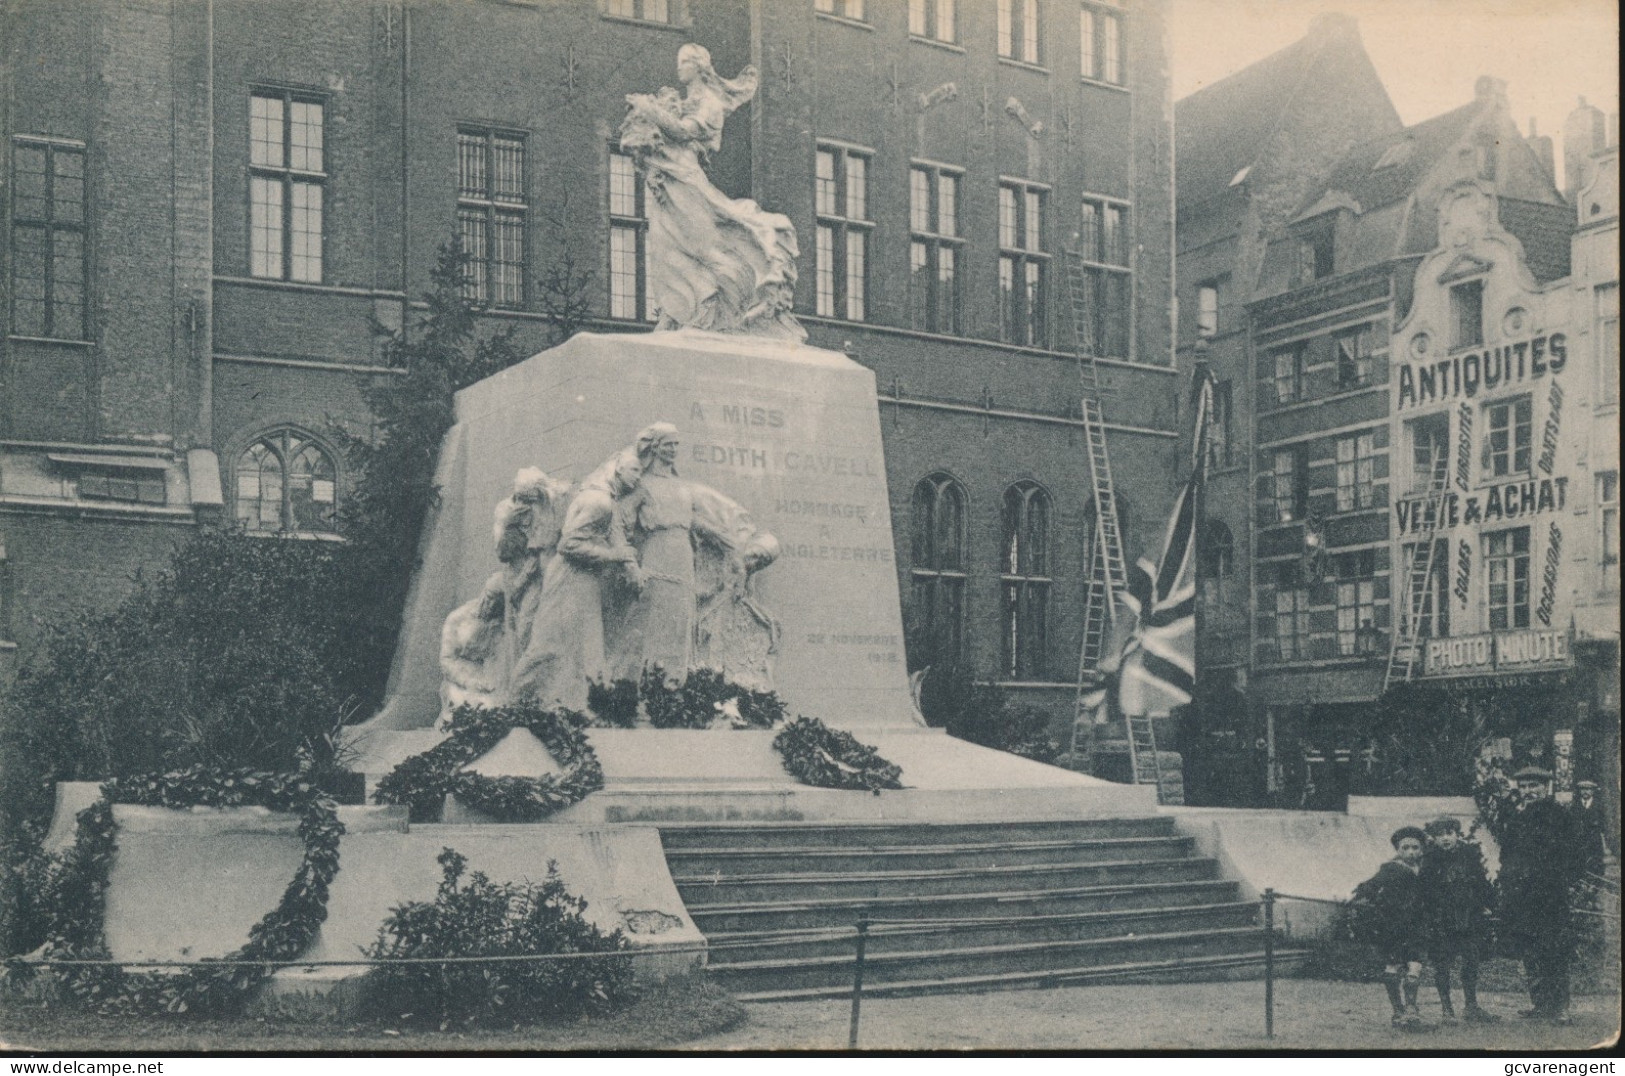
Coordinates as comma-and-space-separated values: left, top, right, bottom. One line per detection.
1537, 381, 1563, 476
1396, 332, 1568, 410
1393, 477, 1569, 534
1454, 537, 1472, 607
1536, 521, 1562, 626
1456, 402, 1474, 492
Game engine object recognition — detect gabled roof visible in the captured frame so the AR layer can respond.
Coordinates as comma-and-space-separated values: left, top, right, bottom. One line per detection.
1310, 102, 1482, 217
1497, 198, 1575, 282
1175, 33, 1322, 207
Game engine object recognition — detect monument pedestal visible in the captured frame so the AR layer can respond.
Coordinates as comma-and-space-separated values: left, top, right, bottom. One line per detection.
346, 327, 1152, 823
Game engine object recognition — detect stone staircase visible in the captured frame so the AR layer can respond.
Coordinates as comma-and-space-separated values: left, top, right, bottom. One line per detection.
660, 816, 1303, 1001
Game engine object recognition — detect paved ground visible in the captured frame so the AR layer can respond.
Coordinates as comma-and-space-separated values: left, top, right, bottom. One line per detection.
686, 981, 1621, 1052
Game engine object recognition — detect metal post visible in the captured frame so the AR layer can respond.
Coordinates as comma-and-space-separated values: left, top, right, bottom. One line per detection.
1263, 888, 1276, 1040
848, 913, 870, 1050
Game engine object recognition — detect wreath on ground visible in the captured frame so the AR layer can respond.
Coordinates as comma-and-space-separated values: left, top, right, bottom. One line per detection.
372, 702, 604, 823
19, 767, 343, 1016
772, 716, 904, 794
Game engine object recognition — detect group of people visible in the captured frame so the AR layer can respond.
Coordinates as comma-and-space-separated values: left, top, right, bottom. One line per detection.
439, 423, 779, 718
1354, 766, 1608, 1031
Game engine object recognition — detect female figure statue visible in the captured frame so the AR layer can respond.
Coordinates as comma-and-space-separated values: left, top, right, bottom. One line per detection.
509, 450, 646, 713
609, 422, 780, 690
620, 44, 805, 342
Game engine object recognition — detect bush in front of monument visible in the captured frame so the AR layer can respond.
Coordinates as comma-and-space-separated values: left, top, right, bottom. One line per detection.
363, 847, 631, 1029
915, 664, 1060, 763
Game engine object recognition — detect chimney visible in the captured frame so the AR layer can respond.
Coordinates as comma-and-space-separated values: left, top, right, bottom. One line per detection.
1474, 76, 1508, 102
1526, 117, 1556, 182
1563, 96, 1607, 199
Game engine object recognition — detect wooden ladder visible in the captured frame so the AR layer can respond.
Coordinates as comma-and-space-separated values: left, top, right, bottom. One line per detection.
1126, 713, 1165, 802
1384, 458, 1453, 691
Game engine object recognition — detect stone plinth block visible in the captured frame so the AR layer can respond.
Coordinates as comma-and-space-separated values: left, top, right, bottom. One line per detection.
374, 329, 919, 731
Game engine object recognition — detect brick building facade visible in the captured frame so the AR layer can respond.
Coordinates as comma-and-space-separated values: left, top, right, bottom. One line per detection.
1178, 33, 1619, 807
3, 0, 1179, 743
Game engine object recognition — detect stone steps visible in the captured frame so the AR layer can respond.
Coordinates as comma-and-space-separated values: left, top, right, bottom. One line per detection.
659, 817, 1176, 850
666, 834, 1196, 875
661, 817, 1303, 999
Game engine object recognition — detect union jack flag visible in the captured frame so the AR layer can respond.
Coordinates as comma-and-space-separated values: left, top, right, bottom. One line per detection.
1110, 367, 1213, 717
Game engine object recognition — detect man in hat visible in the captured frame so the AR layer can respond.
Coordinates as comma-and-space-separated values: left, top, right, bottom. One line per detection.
1569, 779, 1609, 878
1497, 766, 1581, 1024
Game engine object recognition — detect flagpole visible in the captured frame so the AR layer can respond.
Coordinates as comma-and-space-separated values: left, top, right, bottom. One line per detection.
1191, 339, 1213, 780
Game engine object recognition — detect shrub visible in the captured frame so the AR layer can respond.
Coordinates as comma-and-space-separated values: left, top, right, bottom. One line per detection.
365, 847, 630, 1029
0, 819, 53, 958
916, 665, 1059, 763
1, 531, 352, 809
587, 678, 640, 728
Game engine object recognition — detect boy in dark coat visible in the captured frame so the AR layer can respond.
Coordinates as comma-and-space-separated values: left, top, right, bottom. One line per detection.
1353, 825, 1430, 1029
1421, 817, 1498, 1023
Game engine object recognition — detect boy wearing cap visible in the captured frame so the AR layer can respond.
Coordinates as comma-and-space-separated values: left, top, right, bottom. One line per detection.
1352, 825, 1431, 1029
1421, 817, 1497, 1023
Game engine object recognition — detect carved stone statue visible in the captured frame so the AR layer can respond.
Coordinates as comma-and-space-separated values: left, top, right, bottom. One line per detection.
507, 449, 646, 713
439, 468, 570, 717
440, 425, 781, 718
619, 44, 806, 343
609, 423, 781, 689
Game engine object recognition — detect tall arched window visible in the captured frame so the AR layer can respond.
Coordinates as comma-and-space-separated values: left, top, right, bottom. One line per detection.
235, 429, 338, 535
1198, 518, 1235, 609
1001, 481, 1051, 679
908, 473, 967, 669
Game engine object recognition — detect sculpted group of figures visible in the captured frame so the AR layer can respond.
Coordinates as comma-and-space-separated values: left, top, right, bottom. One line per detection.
440, 423, 780, 719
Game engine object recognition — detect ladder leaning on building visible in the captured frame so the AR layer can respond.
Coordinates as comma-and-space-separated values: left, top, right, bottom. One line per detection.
1059, 249, 1166, 801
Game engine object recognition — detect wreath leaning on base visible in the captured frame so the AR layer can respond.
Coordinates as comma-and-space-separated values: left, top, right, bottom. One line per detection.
373, 703, 604, 823
25, 767, 344, 1016
772, 716, 903, 794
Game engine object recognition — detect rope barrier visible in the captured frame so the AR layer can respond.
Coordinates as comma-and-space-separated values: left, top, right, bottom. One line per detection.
10, 945, 712, 970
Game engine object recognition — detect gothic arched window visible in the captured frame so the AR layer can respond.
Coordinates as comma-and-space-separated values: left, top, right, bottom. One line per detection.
1001, 481, 1051, 679
908, 473, 967, 670
235, 429, 338, 535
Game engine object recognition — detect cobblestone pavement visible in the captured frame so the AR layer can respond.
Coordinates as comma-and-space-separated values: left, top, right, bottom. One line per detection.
685, 981, 1621, 1052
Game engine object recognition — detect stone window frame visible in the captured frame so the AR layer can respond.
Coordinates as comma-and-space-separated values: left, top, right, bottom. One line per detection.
1333, 549, 1379, 656
249, 87, 327, 283
1334, 322, 1376, 387
909, 472, 968, 670
1599, 470, 1619, 595
909, 161, 965, 335
232, 426, 342, 538
998, 178, 1049, 347
9, 135, 87, 341
1405, 411, 1450, 495
1272, 444, 1308, 523
607, 147, 655, 323
456, 126, 528, 309
1075, 195, 1131, 360
599, 0, 689, 27
1449, 278, 1485, 349
1334, 429, 1378, 512
814, 0, 867, 23
1078, 0, 1124, 86
1198, 517, 1235, 611
1272, 342, 1305, 404
1273, 584, 1312, 662
814, 141, 874, 322
1483, 525, 1531, 631
1195, 277, 1221, 339
908, 0, 958, 45
997, 0, 1043, 65
1000, 480, 1052, 680
1596, 282, 1619, 407
1401, 538, 1451, 640
1483, 394, 1533, 479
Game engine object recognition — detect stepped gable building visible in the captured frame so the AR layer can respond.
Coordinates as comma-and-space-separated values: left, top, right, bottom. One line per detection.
1181, 67, 1619, 809
2, 0, 1178, 742
1172, 13, 1400, 802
